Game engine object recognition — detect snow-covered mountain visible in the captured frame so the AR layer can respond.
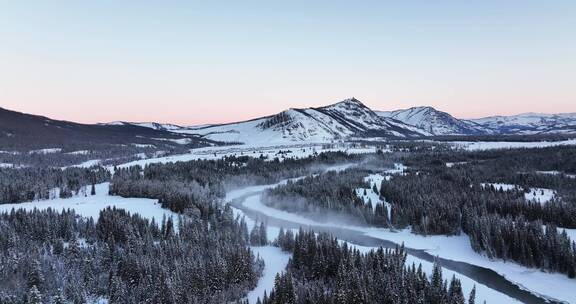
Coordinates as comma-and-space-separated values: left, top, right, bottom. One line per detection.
101, 121, 184, 132
174, 98, 430, 144
377, 106, 488, 136
377, 107, 576, 136
470, 113, 576, 135
109, 99, 576, 142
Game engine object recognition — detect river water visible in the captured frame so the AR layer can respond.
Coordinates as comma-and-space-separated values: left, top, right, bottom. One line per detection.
227, 178, 564, 304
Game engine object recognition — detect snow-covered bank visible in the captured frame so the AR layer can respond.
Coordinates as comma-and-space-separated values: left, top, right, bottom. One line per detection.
237, 194, 525, 303
350, 243, 522, 304
230, 203, 293, 304
238, 192, 574, 304
247, 246, 290, 304
362, 228, 573, 304
0, 183, 177, 224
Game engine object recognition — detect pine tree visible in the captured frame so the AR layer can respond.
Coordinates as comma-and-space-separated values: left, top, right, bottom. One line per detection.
26, 286, 42, 304
91, 183, 96, 195
448, 275, 465, 304
259, 222, 268, 246
52, 289, 66, 304
250, 223, 261, 246
27, 260, 44, 290
468, 285, 476, 304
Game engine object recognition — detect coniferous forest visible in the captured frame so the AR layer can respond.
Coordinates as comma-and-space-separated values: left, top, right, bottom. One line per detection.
1, 145, 576, 303
265, 229, 474, 304
0, 207, 260, 303
262, 146, 576, 277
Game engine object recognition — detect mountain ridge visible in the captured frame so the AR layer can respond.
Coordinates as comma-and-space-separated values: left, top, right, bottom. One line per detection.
0, 106, 210, 151
171, 98, 431, 144
3, 98, 576, 149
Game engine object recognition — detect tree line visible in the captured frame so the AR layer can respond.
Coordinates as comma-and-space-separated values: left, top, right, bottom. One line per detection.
0, 166, 110, 204
262, 229, 476, 304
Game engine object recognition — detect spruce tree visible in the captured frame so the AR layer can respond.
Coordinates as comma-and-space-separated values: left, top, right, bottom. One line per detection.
26, 286, 42, 304
468, 285, 476, 304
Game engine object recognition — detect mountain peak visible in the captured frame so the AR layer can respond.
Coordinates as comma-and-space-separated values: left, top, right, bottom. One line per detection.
322, 98, 369, 111
338, 97, 365, 106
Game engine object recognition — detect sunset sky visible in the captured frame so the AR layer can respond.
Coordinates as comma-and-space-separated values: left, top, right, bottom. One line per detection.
1, 1, 575, 125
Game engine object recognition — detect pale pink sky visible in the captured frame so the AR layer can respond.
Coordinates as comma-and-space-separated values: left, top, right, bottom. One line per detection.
1, 1, 575, 125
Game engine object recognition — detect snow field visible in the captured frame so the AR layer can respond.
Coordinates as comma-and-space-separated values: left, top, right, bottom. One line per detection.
0, 183, 178, 226
116, 143, 376, 169
481, 182, 556, 204
451, 139, 576, 151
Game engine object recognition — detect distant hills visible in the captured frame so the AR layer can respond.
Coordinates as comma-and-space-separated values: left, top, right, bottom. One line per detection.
2, 98, 575, 150
150, 98, 576, 144
378, 106, 576, 136
0, 107, 210, 152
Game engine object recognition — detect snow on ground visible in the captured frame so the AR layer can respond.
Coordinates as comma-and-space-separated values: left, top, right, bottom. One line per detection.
451, 139, 576, 151
132, 143, 156, 148
65, 150, 91, 155
63, 159, 102, 169
247, 246, 290, 304
239, 192, 575, 304
481, 183, 519, 192
364, 174, 385, 192
0, 163, 25, 168
117, 144, 376, 169
354, 167, 406, 219
230, 202, 293, 304
0, 183, 177, 225
152, 137, 193, 145
355, 188, 381, 209
28, 148, 62, 154
384, 163, 407, 175
445, 161, 468, 168
524, 187, 555, 204
481, 183, 556, 204
558, 227, 576, 243
536, 170, 576, 179
349, 243, 522, 304
359, 168, 405, 219
362, 228, 574, 304
356, 173, 393, 219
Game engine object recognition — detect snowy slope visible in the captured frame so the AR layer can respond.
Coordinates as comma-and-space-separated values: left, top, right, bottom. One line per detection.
98, 101, 576, 141
100, 121, 185, 131
377, 106, 488, 136
174, 98, 430, 144
470, 112, 576, 135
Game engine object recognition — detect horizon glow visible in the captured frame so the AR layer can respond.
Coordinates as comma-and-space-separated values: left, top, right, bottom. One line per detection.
0, 1, 575, 125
